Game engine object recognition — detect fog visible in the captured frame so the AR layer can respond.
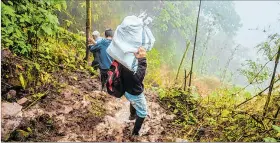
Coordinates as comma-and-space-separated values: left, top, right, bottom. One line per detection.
181, 1, 280, 91
231, 1, 280, 89
235, 1, 280, 51
60, 1, 280, 92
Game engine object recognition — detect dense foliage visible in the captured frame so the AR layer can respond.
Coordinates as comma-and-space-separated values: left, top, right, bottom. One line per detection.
1, 0, 67, 56
1, 0, 279, 142
1, 0, 93, 103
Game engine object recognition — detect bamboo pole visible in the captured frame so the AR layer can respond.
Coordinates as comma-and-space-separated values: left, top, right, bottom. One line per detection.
189, 0, 202, 87
184, 70, 191, 91
175, 41, 191, 82
263, 45, 280, 117
184, 69, 187, 91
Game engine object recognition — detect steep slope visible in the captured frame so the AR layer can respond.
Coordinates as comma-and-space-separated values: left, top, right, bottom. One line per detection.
3, 69, 181, 142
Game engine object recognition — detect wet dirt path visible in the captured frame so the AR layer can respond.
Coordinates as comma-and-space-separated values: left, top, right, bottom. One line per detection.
15, 73, 179, 142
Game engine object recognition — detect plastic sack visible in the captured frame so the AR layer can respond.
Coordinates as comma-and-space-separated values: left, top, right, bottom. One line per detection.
106, 14, 155, 72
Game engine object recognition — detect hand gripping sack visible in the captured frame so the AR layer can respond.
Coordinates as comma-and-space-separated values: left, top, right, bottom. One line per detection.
106, 15, 155, 72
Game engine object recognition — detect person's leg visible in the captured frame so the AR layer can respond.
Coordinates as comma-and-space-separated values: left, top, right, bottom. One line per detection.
129, 103, 136, 120
132, 116, 145, 135
99, 69, 104, 90
124, 92, 148, 135
91, 60, 99, 70
100, 69, 108, 91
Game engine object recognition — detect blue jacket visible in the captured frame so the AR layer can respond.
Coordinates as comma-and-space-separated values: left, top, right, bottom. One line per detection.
89, 39, 113, 70
91, 37, 103, 64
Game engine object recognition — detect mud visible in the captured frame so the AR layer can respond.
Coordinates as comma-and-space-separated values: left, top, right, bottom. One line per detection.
4, 71, 183, 142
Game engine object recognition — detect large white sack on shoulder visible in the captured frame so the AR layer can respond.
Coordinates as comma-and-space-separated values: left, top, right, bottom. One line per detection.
113, 27, 140, 53
115, 16, 143, 53
107, 43, 138, 71
106, 14, 155, 72
143, 26, 155, 51
107, 39, 124, 61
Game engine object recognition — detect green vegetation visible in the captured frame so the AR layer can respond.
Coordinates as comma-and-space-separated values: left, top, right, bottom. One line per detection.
1, 0, 279, 142
1, 0, 94, 101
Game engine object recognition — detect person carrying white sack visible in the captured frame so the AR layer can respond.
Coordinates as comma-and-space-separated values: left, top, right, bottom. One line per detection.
106, 13, 155, 136
106, 13, 155, 72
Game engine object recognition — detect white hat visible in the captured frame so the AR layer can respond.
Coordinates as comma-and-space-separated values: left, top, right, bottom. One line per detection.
92, 30, 100, 36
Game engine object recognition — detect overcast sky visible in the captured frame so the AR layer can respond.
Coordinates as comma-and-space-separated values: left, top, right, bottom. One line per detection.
232, 1, 280, 89
234, 1, 280, 61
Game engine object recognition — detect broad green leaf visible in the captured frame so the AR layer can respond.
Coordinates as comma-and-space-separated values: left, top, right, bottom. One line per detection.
42, 25, 53, 35
19, 73, 26, 89
7, 1, 13, 5
263, 137, 277, 142
221, 109, 230, 117
34, 63, 41, 71
272, 125, 280, 133
39, 54, 46, 58
46, 13, 59, 24
2, 4, 15, 16
27, 127, 32, 133
19, 4, 27, 11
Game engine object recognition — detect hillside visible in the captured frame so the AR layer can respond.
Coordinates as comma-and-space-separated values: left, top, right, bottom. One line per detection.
1, 0, 280, 142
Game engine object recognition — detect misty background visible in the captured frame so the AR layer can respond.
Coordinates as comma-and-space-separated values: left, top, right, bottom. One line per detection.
234, 1, 280, 89
57, 1, 280, 93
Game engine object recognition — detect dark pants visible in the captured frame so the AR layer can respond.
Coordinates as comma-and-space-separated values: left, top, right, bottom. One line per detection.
100, 69, 108, 90
91, 60, 99, 70
130, 103, 145, 135
130, 104, 136, 116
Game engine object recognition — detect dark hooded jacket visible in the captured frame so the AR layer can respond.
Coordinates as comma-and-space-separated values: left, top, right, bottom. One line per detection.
121, 58, 147, 95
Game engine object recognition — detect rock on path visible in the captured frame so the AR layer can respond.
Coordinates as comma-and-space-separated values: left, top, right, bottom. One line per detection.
1, 102, 23, 140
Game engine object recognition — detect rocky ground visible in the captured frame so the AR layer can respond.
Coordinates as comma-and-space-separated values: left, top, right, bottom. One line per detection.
2, 71, 185, 142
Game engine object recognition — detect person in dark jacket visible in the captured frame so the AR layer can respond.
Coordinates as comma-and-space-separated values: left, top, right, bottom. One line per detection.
89, 29, 114, 90
121, 47, 148, 136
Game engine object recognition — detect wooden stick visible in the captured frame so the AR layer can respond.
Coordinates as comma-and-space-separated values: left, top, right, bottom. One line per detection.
184, 69, 187, 91
273, 106, 280, 125
175, 41, 190, 82
189, 0, 202, 88
184, 70, 191, 91
235, 78, 280, 108
263, 45, 280, 117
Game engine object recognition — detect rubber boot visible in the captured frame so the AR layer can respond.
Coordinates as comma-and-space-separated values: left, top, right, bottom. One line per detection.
129, 104, 136, 120
100, 69, 108, 91
132, 115, 145, 135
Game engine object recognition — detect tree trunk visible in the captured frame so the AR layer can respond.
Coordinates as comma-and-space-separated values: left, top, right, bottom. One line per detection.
189, 0, 202, 87
263, 45, 280, 117
85, 0, 91, 62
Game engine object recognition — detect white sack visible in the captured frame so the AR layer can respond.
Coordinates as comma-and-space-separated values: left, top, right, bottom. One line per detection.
107, 15, 155, 72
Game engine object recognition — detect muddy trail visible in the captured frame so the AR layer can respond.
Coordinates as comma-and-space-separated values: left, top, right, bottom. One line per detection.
2, 70, 183, 142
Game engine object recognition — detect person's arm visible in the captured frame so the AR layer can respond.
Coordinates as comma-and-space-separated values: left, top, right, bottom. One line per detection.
88, 37, 97, 45
89, 40, 103, 52
133, 47, 147, 83
133, 57, 147, 83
